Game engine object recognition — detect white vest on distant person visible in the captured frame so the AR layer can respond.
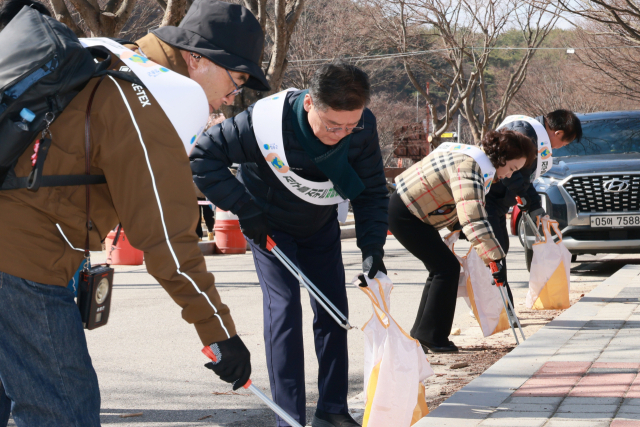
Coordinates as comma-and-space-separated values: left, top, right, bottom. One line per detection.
497, 115, 553, 180
251, 88, 346, 206
80, 38, 209, 156
432, 143, 496, 194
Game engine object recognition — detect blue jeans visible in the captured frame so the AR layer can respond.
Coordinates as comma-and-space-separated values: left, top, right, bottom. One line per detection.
0, 271, 101, 427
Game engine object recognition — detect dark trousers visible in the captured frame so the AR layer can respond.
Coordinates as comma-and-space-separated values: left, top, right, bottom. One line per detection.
486, 212, 514, 304
196, 200, 215, 238
388, 192, 461, 345
248, 216, 348, 427
0, 382, 9, 427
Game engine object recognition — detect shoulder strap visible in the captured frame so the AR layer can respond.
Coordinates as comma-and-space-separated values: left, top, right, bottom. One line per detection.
83, 76, 106, 260
0, 174, 106, 190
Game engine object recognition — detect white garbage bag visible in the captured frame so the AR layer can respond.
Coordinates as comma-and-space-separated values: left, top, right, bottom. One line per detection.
356, 273, 434, 427
444, 231, 510, 337
526, 216, 571, 310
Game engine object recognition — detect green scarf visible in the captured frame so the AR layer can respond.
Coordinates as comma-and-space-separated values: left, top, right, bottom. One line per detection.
291, 90, 365, 200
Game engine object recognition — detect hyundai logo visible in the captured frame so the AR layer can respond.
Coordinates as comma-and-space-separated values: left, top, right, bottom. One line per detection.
603, 178, 630, 193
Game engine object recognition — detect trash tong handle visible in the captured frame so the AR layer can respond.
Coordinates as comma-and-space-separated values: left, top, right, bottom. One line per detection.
266, 236, 354, 331
243, 381, 303, 427
202, 347, 303, 427
489, 262, 526, 343
516, 196, 543, 242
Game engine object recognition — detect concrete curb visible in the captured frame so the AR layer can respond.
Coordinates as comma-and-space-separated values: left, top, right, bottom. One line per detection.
414, 264, 640, 426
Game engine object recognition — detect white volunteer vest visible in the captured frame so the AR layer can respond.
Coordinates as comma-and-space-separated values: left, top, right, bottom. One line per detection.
432, 143, 496, 195
80, 38, 209, 156
497, 115, 553, 180
252, 88, 346, 206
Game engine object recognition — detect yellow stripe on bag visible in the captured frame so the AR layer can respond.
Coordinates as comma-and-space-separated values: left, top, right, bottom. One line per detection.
410, 383, 430, 425
362, 361, 382, 427
492, 308, 510, 335
468, 276, 510, 335
466, 276, 480, 323
533, 260, 570, 310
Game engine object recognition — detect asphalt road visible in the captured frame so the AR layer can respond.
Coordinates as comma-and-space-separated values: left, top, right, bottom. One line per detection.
6, 230, 639, 427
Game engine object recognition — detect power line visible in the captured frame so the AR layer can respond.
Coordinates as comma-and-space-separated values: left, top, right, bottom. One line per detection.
272, 44, 640, 68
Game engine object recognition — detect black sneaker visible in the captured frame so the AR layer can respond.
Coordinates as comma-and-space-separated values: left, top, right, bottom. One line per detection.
311, 409, 361, 427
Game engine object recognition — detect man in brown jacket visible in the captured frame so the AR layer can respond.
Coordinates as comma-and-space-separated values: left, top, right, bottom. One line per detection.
0, 1, 268, 426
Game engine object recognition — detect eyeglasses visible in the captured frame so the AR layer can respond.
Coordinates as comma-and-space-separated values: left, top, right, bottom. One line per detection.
190, 53, 243, 98
314, 107, 364, 134
224, 68, 243, 98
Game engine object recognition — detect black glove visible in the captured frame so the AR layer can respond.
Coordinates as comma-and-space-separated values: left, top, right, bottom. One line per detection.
529, 207, 546, 220
451, 222, 467, 241
237, 200, 271, 249
362, 247, 386, 280
517, 196, 531, 212
504, 172, 525, 192
491, 258, 507, 285
204, 335, 251, 390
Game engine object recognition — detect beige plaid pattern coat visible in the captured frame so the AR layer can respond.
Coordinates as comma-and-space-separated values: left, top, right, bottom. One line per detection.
394, 150, 505, 263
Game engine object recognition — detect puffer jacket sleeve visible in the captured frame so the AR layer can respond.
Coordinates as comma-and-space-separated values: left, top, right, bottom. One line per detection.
502, 120, 542, 211
451, 158, 505, 263
349, 112, 389, 257
190, 106, 261, 213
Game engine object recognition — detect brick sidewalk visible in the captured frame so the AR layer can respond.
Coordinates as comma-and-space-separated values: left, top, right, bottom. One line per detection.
415, 264, 640, 427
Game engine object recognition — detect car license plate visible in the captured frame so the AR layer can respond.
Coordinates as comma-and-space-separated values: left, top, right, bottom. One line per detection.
591, 215, 640, 228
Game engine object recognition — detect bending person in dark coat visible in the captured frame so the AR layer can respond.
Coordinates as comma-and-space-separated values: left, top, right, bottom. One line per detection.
486, 110, 582, 303
190, 62, 388, 427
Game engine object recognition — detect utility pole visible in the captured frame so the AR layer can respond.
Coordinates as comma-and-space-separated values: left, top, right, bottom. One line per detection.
416, 92, 419, 123
457, 114, 461, 144
425, 83, 431, 154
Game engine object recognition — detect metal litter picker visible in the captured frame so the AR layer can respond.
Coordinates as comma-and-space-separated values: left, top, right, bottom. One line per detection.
489, 261, 526, 344
202, 347, 303, 427
265, 236, 357, 331
516, 196, 544, 243
200, 235, 356, 426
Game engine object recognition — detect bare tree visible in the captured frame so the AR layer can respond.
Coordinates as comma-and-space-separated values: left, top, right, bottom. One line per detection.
556, 0, 640, 43
48, 0, 139, 36
509, 55, 636, 115
368, 92, 418, 166
46, 0, 190, 37
283, 0, 372, 89
362, 0, 558, 144
118, 0, 163, 40
550, 0, 640, 103
242, 0, 305, 93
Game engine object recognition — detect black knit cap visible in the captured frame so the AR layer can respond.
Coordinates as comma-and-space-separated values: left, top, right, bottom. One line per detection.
153, 0, 270, 91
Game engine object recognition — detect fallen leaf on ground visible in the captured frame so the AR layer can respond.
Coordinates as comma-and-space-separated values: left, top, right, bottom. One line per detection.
198, 415, 212, 420
451, 328, 461, 335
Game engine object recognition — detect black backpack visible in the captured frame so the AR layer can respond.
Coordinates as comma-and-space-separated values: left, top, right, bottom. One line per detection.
0, 6, 139, 191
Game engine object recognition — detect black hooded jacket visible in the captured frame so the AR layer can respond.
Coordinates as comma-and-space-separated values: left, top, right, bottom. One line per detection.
190, 90, 389, 257
485, 116, 545, 217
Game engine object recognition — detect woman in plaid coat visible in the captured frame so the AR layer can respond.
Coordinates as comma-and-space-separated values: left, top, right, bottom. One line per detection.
389, 129, 536, 353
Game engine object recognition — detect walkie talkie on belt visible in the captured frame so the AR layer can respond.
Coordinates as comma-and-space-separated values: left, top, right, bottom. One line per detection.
78, 265, 114, 329
76, 76, 115, 330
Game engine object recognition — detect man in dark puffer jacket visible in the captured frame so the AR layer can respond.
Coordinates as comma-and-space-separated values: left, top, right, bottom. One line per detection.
190, 62, 388, 427
486, 110, 582, 303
